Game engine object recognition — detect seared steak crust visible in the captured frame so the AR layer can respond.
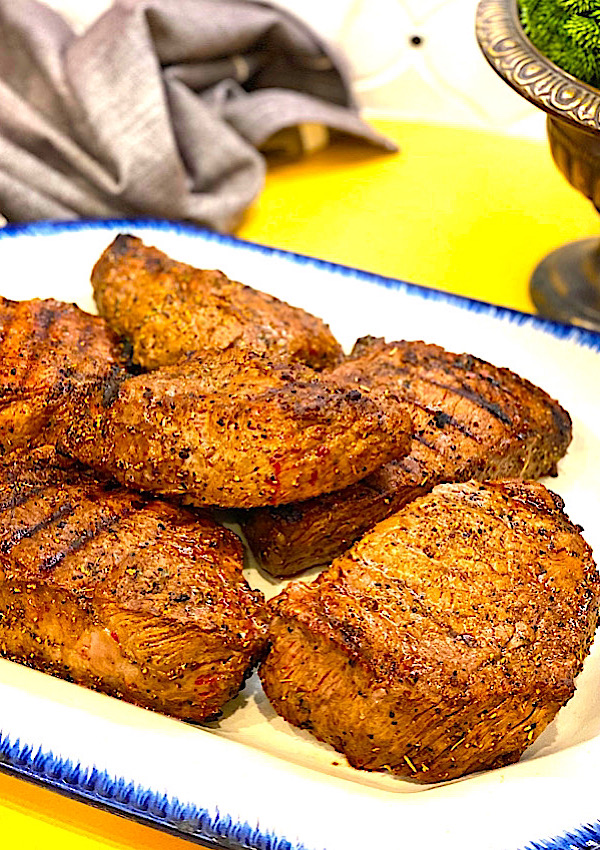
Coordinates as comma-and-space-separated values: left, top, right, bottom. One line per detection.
0, 300, 409, 508
56, 348, 412, 508
0, 296, 127, 455
0, 447, 267, 721
92, 234, 344, 370
243, 338, 572, 574
261, 480, 599, 783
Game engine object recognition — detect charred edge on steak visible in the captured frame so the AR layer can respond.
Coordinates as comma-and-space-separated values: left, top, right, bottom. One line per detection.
118, 338, 143, 375
101, 365, 129, 408
110, 233, 137, 257
550, 402, 572, 441
34, 305, 57, 335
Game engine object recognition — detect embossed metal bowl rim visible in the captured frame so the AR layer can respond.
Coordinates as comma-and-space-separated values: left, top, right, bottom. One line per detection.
476, 0, 600, 133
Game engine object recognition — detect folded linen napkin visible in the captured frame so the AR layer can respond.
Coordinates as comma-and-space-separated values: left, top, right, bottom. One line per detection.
0, 0, 395, 231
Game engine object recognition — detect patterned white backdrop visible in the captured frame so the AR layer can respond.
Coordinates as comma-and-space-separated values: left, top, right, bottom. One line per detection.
43, 0, 545, 138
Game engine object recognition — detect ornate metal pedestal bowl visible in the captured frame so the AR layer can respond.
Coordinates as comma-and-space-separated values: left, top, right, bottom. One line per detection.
476, 0, 600, 331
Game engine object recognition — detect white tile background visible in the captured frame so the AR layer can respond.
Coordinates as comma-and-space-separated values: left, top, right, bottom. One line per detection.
43, 0, 546, 138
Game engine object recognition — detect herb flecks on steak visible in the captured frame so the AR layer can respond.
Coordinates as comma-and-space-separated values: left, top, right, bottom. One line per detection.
261, 480, 599, 782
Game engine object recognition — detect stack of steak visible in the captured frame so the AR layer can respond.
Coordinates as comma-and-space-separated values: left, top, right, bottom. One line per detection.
0, 238, 412, 723
0, 233, 596, 782
242, 335, 573, 575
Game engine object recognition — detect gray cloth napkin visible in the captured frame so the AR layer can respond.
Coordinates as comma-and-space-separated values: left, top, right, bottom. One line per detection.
0, 0, 395, 231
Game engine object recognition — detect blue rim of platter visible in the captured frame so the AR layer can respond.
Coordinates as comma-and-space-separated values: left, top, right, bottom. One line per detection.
2, 217, 600, 353
0, 217, 599, 850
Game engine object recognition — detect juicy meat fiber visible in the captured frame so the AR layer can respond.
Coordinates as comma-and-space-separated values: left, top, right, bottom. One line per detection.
56, 348, 412, 508
0, 447, 267, 721
0, 296, 127, 455
92, 234, 344, 370
261, 480, 600, 783
242, 337, 572, 575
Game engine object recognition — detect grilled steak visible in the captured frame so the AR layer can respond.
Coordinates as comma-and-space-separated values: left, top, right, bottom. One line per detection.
0, 296, 127, 455
261, 480, 599, 783
0, 300, 410, 508
0, 447, 267, 721
92, 234, 344, 370
56, 347, 412, 508
242, 338, 572, 575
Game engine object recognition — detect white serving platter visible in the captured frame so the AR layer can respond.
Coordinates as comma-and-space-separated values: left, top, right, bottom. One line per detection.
0, 219, 599, 850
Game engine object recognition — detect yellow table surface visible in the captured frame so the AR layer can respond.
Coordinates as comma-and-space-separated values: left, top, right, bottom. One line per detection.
1, 119, 598, 849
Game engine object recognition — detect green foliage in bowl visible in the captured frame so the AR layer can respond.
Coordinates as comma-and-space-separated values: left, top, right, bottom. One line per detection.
519, 0, 600, 89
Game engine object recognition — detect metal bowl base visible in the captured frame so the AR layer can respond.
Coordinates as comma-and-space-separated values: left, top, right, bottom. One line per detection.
531, 237, 600, 332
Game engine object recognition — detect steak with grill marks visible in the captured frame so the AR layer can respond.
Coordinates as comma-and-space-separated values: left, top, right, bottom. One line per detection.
242, 337, 572, 575
260, 479, 600, 783
92, 234, 344, 370
0, 447, 267, 721
55, 347, 412, 508
0, 296, 127, 456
